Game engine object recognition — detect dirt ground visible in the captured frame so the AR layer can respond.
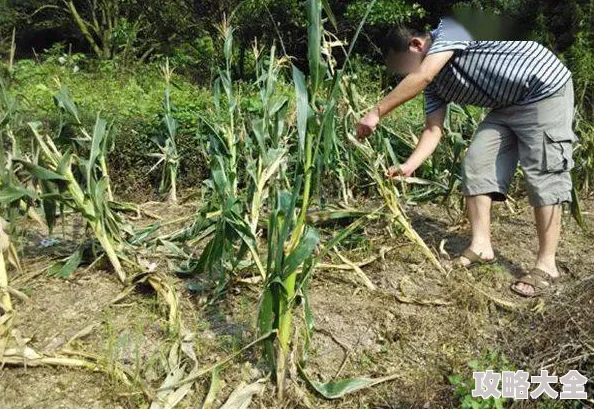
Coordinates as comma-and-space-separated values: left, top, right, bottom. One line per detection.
1, 195, 593, 409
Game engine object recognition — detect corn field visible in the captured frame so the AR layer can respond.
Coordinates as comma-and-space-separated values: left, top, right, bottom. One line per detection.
1, 0, 593, 408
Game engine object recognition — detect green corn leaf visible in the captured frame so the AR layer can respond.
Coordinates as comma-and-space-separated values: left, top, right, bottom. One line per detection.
278, 177, 302, 246
315, 213, 375, 262
53, 86, 80, 123
268, 97, 288, 117
40, 180, 59, 233
0, 184, 37, 203
321, 0, 338, 29
257, 288, 276, 372
251, 118, 267, 154
322, 104, 336, 165
165, 115, 178, 142
299, 366, 399, 399
570, 182, 587, 231
193, 232, 225, 276
88, 116, 107, 181
223, 28, 235, 68
226, 211, 265, 277
211, 157, 229, 195
282, 226, 319, 278
292, 65, 308, 155
57, 148, 73, 176
14, 159, 68, 182
48, 247, 83, 278
306, 0, 324, 95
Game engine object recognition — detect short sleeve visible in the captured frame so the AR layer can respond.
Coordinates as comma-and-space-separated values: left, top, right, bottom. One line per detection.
424, 83, 447, 116
427, 17, 473, 55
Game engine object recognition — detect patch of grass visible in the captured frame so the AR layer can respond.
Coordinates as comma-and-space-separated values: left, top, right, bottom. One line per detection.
448, 351, 513, 409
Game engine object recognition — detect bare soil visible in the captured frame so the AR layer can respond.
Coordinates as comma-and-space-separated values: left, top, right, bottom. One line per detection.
1, 195, 593, 409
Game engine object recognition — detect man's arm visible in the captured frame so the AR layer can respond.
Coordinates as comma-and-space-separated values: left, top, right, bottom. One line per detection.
356, 50, 455, 139
387, 105, 447, 177
377, 50, 454, 117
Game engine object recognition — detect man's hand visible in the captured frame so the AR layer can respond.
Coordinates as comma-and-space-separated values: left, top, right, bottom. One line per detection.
386, 162, 415, 178
356, 107, 380, 140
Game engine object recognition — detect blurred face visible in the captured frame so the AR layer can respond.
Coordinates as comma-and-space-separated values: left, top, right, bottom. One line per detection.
385, 36, 431, 77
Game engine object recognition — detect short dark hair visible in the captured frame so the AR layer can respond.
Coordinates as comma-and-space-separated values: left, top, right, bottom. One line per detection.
381, 26, 429, 55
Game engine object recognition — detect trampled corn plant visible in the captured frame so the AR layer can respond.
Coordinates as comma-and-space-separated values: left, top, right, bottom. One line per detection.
254, 1, 340, 393
18, 119, 130, 282
345, 130, 445, 274
212, 22, 240, 197
339, 69, 445, 273
149, 59, 180, 204
0, 216, 21, 356
257, 181, 319, 398
173, 155, 265, 290
0, 75, 50, 230
0, 76, 32, 226
439, 103, 477, 208
53, 85, 115, 202
338, 73, 423, 205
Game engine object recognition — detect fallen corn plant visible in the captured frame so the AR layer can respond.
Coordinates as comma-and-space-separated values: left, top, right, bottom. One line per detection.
345, 130, 445, 274
342, 81, 445, 273
0, 217, 20, 360
53, 84, 115, 201
17, 120, 131, 282
0, 220, 142, 395
0, 75, 46, 230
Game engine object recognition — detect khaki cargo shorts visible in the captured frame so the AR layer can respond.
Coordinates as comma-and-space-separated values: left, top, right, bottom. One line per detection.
461, 77, 577, 207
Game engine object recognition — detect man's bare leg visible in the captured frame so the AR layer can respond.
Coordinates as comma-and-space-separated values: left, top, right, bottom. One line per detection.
459, 195, 496, 265
513, 204, 561, 295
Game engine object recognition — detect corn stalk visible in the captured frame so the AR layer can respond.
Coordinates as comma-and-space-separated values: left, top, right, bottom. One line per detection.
346, 132, 445, 273
0, 217, 23, 361
149, 59, 180, 204
258, 0, 380, 399
19, 121, 128, 282
246, 44, 290, 234
0, 76, 43, 228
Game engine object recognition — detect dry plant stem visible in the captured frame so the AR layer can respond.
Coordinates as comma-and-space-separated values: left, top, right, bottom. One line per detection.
460, 279, 522, 311
157, 331, 277, 391
333, 249, 376, 290
318, 246, 396, 270
347, 133, 445, 274
3, 347, 153, 400
0, 218, 14, 365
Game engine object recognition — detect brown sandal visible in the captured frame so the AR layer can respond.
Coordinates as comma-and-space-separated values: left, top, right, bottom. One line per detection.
510, 268, 559, 298
454, 248, 498, 268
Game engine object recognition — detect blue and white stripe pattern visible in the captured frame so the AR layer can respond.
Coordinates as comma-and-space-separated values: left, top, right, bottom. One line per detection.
423, 18, 572, 116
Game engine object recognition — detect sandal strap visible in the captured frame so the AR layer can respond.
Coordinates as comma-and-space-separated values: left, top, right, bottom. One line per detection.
461, 248, 482, 263
514, 268, 556, 290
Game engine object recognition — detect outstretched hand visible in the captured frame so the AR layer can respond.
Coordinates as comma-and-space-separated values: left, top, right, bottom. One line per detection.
386, 163, 415, 178
356, 107, 380, 140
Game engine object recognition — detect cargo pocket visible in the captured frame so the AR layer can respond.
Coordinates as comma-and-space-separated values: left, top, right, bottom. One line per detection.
543, 130, 576, 172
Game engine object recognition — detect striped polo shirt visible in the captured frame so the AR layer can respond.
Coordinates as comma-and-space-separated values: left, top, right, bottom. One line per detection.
424, 18, 572, 116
